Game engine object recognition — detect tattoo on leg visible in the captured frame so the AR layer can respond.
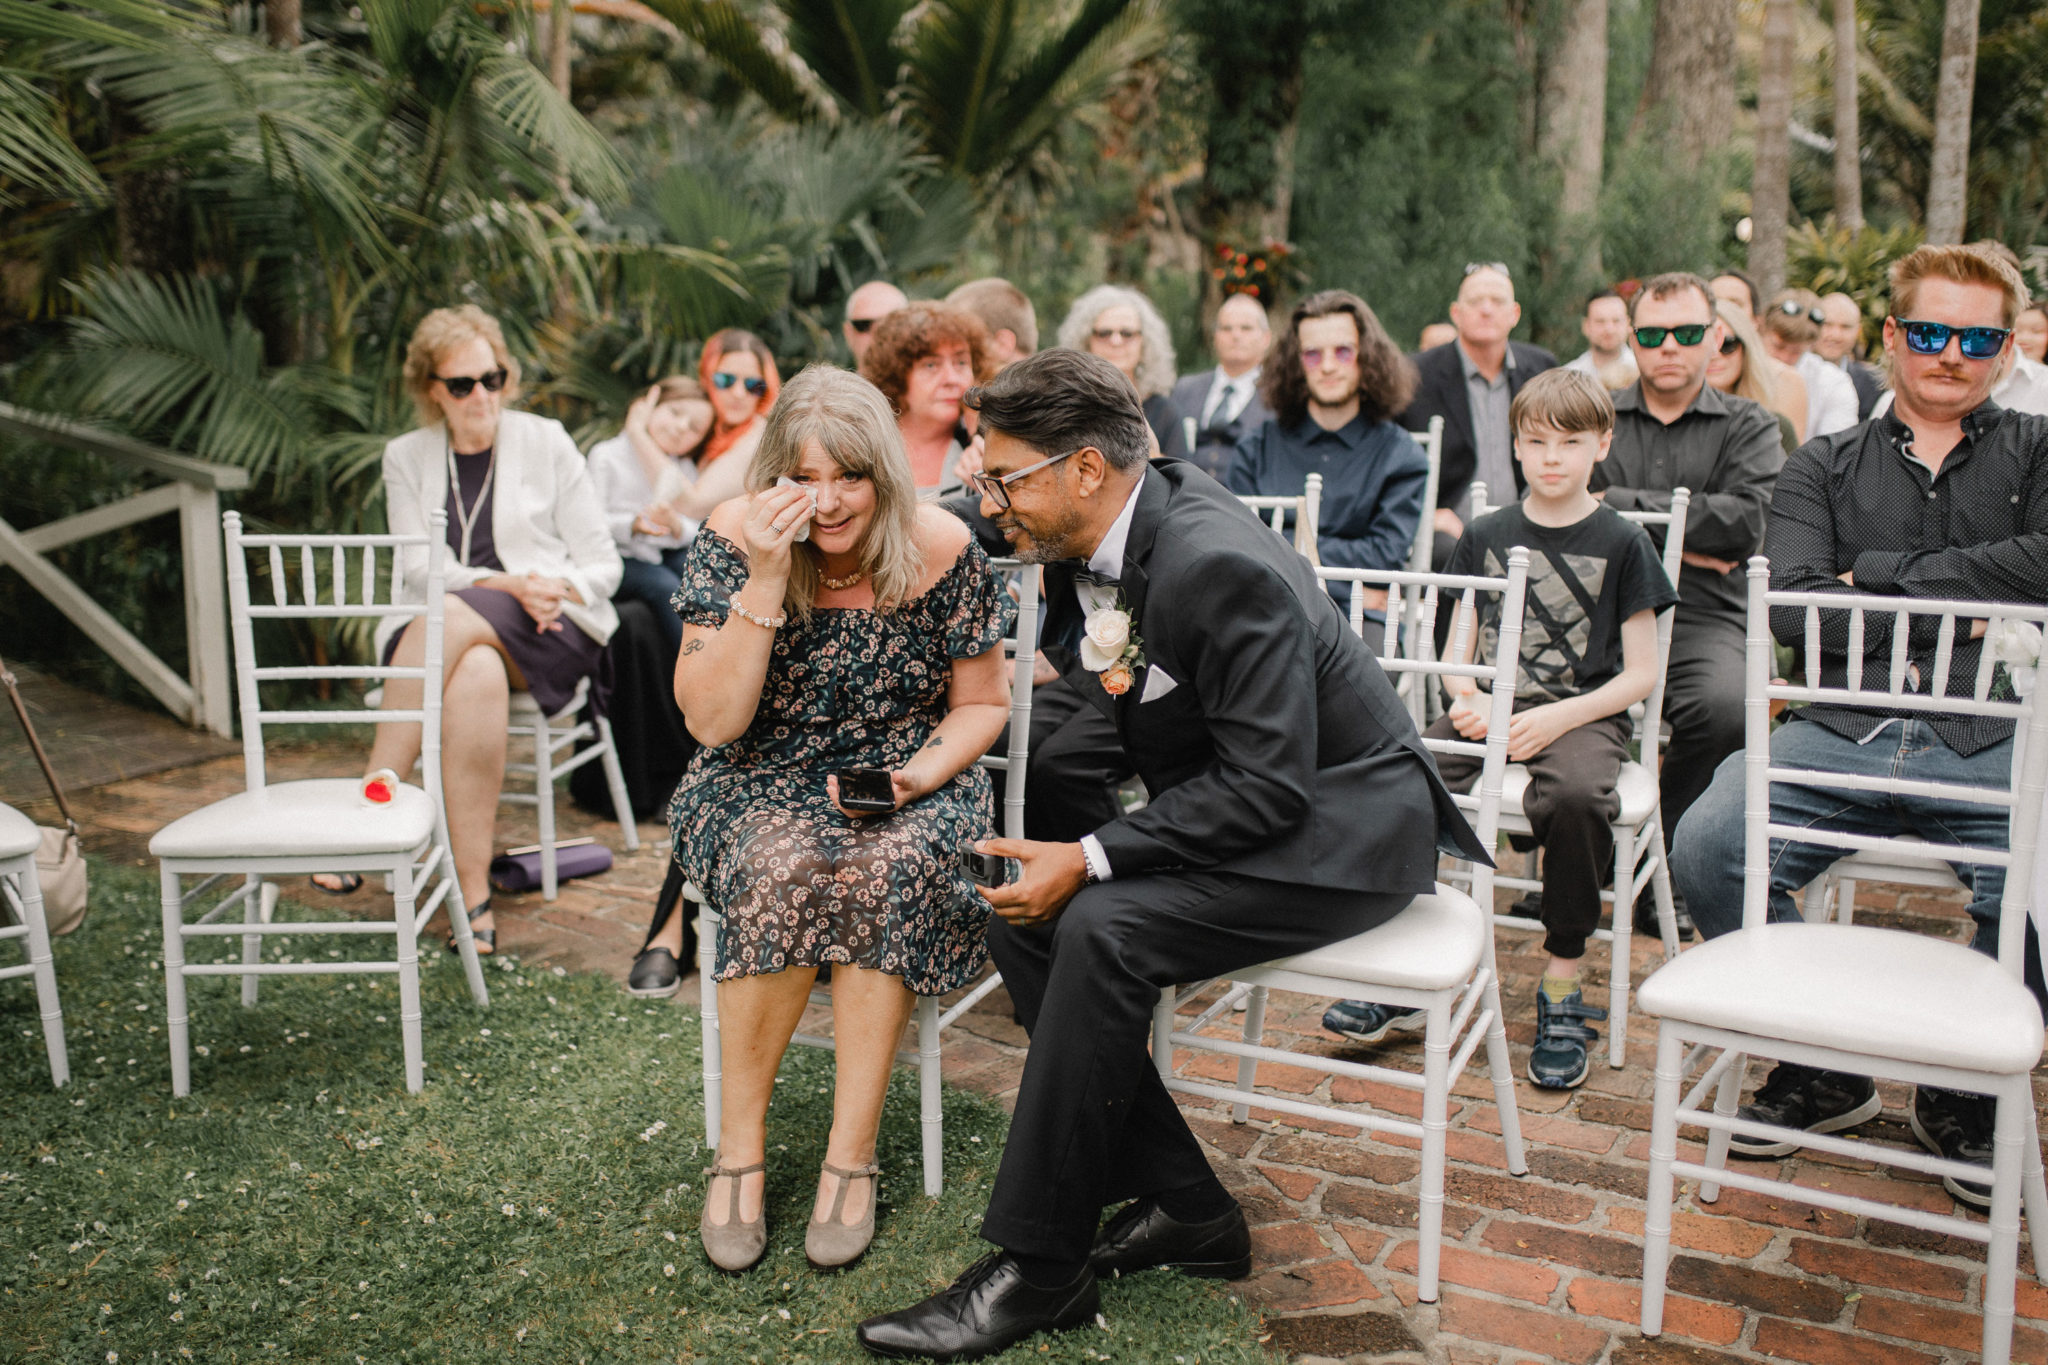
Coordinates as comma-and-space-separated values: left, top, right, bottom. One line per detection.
681, 638, 704, 656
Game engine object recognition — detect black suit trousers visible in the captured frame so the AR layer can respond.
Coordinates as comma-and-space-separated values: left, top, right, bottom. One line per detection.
980, 872, 1410, 1261
1660, 613, 1747, 841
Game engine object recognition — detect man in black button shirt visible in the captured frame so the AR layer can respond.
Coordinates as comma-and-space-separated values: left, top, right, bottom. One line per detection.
1594, 272, 1786, 936
1671, 243, 2048, 1208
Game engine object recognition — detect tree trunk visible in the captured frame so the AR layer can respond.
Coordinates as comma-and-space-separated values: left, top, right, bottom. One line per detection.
1749, 0, 1795, 300
549, 0, 573, 99
1830, 0, 1862, 230
264, 0, 300, 49
1925, 0, 1980, 243
1539, 0, 1609, 277
1633, 0, 1737, 169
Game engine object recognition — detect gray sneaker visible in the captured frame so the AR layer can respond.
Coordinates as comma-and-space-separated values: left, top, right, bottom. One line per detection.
1322, 999, 1426, 1044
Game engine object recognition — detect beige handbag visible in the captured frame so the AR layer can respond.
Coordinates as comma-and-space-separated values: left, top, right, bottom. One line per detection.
2, 653, 88, 934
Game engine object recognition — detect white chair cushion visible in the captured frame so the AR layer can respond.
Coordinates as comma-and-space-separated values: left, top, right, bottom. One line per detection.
1501, 760, 1659, 827
1637, 921, 2046, 1075
150, 780, 436, 860
0, 803, 39, 860
1254, 891, 1484, 993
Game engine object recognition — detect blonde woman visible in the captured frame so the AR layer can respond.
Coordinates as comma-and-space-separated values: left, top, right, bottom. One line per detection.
669, 365, 1013, 1273
315, 307, 622, 954
1056, 284, 1187, 459
1707, 299, 1803, 452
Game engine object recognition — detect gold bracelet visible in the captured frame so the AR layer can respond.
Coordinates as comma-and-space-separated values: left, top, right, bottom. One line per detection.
727, 598, 787, 630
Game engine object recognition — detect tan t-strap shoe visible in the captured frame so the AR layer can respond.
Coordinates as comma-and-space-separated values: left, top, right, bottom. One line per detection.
805, 1161, 881, 1270
699, 1160, 768, 1272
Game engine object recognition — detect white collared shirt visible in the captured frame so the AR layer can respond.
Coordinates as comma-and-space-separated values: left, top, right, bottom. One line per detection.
1077, 473, 1146, 883
1200, 366, 1261, 430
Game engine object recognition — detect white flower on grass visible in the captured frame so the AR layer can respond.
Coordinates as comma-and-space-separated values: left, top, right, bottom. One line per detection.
167, 1293, 180, 1303
422, 1213, 435, 1225
501, 1203, 517, 1216
663, 1264, 676, 1277
170, 1311, 184, 1323
176, 1200, 188, 1210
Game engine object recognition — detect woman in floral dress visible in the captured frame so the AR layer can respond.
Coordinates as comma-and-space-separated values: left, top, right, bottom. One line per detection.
670, 365, 1014, 1273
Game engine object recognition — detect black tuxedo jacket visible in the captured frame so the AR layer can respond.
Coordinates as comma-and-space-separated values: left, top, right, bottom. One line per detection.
1397, 340, 1557, 507
1039, 459, 1487, 893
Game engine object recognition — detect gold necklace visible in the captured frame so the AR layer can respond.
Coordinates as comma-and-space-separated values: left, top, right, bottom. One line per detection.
820, 566, 867, 590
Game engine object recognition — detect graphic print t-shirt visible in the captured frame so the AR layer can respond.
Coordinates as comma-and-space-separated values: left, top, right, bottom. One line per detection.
1444, 503, 1677, 704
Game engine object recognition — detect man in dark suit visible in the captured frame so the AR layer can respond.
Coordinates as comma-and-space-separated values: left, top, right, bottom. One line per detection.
857, 350, 1487, 1360
1818, 291, 1884, 421
1169, 293, 1274, 481
1397, 263, 1557, 565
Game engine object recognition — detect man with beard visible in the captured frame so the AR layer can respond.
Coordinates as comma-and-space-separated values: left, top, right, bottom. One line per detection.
853, 348, 1487, 1360
1591, 272, 1784, 940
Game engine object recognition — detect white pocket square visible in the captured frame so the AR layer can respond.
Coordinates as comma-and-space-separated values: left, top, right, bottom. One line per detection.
1139, 666, 1179, 703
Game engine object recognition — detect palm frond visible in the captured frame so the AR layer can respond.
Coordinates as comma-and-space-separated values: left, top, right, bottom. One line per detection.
469, 39, 630, 204
0, 0, 199, 50
0, 67, 107, 206
635, 0, 818, 120
776, 0, 915, 118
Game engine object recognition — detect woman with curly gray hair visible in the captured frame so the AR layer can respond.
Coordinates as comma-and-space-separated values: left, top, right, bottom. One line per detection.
1055, 284, 1188, 460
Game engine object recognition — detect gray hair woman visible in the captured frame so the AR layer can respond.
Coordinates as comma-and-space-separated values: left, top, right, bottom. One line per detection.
666, 364, 1014, 1274
1056, 284, 1188, 459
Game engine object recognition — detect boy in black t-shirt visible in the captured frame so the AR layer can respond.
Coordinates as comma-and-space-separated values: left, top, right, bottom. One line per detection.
1324, 368, 1676, 1088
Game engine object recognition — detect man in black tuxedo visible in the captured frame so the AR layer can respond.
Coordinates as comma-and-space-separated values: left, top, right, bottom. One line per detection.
1169, 293, 1274, 481
857, 349, 1488, 1360
1398, 263, 1557, 565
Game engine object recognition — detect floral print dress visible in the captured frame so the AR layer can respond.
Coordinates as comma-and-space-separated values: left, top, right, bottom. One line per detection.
668, 528, 1015, 995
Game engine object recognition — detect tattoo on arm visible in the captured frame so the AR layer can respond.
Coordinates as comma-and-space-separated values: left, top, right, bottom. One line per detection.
681, 638, 704, 656
921, 736, 943, 750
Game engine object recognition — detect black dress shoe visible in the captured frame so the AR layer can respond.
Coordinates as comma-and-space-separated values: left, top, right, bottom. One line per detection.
627, 947, 682, 999
1088, 1197, 1251, 1280
1633, 886, 1696, 942
856, 1252, 1098, 1361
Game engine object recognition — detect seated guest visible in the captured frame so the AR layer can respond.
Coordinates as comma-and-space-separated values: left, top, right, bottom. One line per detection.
1226, 289, 1427, 652
843, 280, 908, 367
700, 329, 781, 473
1817, 291, 1884, 420
1672, 243, 2048, 1207
320, 306, 623, 953
1324, 370, 1676, 1087
1399, 262, 1557, 567
587, 377, 714, 654
1056, 284, 1189, 460
947, 278, 1038, 370
1763, 289, 1860, 438
1975, 244, 2048, 417
1171, 293, 1274, 482
861, 302, 995, 496
1707, 299, 1802, 451
1564, 289, 1639, 389
674, 365, 1014, 1273
2016, 295, 2047, 364
1713, 269, 1809, 442
1597, 272, 1784, 939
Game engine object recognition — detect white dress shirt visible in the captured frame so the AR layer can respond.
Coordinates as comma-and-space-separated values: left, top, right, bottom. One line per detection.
1075, 473, 1146, 883
1199, 366, 1261, 430
1995, 354, 2048, 417
1796, 349, 1861, 437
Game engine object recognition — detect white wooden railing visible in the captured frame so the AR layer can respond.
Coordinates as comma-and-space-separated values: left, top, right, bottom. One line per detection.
0, 402, 245, 737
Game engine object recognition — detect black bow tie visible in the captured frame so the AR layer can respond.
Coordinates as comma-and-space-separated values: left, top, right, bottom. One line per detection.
1063, 563, 1121, 589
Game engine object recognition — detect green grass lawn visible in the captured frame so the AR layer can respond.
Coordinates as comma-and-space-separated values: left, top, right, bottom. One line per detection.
0, 860, 1270, 1363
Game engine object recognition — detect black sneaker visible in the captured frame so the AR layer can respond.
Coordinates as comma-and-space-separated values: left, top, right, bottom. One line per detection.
1633, 883, 1696, 942
1527, 989, 1606, 1089
1728, 1062, 1881, 1157
1910, 1086, 1994, 1210
627, 946, 682, 999
1322, 999, 1427, 1045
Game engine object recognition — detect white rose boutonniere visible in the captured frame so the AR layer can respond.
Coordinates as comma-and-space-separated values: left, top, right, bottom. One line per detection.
1079, 598, 1145, 696
1990, 617, 2043, 698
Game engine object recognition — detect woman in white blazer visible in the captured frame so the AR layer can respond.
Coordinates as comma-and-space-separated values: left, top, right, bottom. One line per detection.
318, 306, 622, 954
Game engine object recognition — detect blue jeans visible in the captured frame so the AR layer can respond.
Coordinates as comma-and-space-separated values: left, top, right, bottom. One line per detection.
617, 549, 690, 653
1671, 715, 2046, 1009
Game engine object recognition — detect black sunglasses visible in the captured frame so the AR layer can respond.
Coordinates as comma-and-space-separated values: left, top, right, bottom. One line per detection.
1895, 318, 2012, 360
1776, 299, 1827, 327
1633, 324, 1711, 348
712, 372, 769, 396
847, 317, 881, 334
1718, 334, 1744, 356
435, 367, 508, 399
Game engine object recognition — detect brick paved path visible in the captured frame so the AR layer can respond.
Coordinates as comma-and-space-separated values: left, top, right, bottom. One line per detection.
18, 740, 2048, 1365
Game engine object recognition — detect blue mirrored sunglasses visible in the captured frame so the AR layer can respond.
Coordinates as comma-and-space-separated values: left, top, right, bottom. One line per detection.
1896, 318, 2011, 360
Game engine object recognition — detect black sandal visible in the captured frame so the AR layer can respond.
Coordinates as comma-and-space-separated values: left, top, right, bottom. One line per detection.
448, 898, 495, 957
312, 873, 363, 895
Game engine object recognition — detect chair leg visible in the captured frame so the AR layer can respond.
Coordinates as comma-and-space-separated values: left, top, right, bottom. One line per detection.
2020, 1100, 2048, 1284
1233, 985, 1267, 1124
15, 868, 68, 1088
1608, 824, 1636, 1070
1152, 987, 1176, 1082
697, 907, 721, 1150
1837, 878, 1857, 926
1699, 1051, 1744, 1203
392, 860, 424, 1093
160, 866, 192, 1098
1478, 969, 1528, 1175
1801, 877, 1833, 924
1641, 1028, 1685, 1337
918, 996, 943, 1197
1415, 1000, 1453, 1303
1982, 1077, 2028, 1365
240, 877, 267, 1009
534, 718, 558, 902
441, 829, 490, 1008
595, 715, 639, 849
1646, 817, 1681, 958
